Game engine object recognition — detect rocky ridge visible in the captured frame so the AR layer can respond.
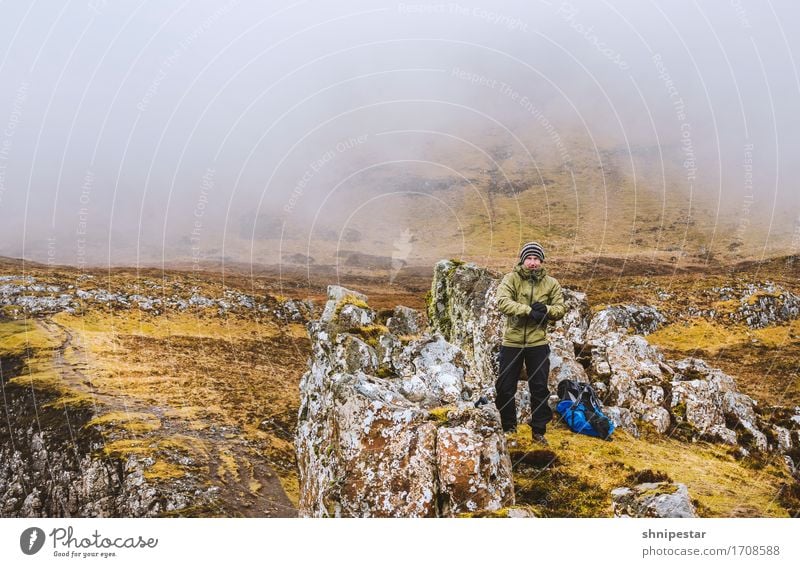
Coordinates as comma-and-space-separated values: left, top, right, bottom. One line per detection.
0, 275, 312, 322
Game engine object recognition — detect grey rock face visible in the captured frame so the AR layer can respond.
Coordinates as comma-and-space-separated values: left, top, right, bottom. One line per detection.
386, 305, 426, 336
611, 482, 697, 518
296, 284, 514, 517
0, 382, 213, 517
586, 305, 667, 340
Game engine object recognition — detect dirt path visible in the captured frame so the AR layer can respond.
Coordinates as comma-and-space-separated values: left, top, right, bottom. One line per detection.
36, 318, 298, 517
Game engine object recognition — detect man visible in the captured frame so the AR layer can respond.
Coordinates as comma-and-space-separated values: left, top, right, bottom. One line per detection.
495, 241, 566, 445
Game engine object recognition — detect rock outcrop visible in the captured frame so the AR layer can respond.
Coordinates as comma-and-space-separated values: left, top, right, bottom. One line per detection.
296, 285, 514, 517
0, 275, 312, 321
0, 358, 216, 517
694, 281, 800, 328
427, 260, 795, 458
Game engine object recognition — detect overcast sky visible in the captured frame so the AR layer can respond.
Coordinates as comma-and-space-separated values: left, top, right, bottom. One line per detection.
0, 0, 798, 267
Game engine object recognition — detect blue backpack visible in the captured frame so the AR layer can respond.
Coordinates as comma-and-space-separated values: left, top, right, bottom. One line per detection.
556, 379, 615, 440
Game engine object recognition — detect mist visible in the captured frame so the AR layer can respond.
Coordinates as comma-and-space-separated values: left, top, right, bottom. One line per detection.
1, 0, 799, 269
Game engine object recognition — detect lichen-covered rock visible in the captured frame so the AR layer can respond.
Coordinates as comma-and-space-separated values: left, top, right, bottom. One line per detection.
548, 331, 589, 391
333, 334, 378, 375
638, 405, 671, 434
604, 406, 639, 437
722, 391, 768, 451
321, 285, 369, 324
604, 335, 664, 408
611, 482, 697, 518
670, 378, 736, 443
705, 281, 800, 329
772, 426, 792, 452
586, 305, 667, 340
387, 305, 426, 336
390, 335, 472, 405
278, 299, 314, 322
0, 274, 298, 318
428, 260, 504, 390
0, 383, 214, 517
669, 358, 771, 448
553, 290, 593, 344
421, 261, 787, 461
296, 284, 514, 517
435, 406, 514, 516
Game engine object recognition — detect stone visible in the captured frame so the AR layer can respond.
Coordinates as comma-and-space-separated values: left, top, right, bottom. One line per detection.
586, 305, 667, 341
296, 285, 515, 517
387, 305, 426, 336
333, 334, 378, 375
337, 304, 375, 330
604, 406, 639, 437
320, 285, 368, 323
611, 482, 697, 518
604, 335, 664, 408
435, 406, 514, 516
553, 289, 592, 344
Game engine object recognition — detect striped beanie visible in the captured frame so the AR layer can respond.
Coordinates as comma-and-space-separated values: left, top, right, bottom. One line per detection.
519, 241, 545, 263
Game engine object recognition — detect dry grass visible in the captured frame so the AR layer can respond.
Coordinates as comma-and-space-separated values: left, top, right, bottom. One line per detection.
506, 424, 791, 517
48, 308, 307, 507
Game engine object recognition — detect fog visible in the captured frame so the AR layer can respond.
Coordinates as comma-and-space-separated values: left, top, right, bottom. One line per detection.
0, 0, 799, 269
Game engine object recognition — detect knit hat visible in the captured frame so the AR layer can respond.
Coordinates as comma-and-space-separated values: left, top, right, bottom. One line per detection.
519, 241, 545, 263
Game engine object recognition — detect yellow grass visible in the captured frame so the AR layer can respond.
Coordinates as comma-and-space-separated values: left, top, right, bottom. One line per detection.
507, 425, 790, 517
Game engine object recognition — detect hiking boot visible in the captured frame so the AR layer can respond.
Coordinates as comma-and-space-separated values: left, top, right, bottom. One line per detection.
531, 432, 549, 446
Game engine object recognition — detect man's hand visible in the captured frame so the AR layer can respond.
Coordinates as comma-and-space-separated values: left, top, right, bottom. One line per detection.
529, 302, 548, 323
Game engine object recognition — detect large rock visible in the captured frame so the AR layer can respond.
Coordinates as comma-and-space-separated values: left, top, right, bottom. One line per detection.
586, 305, 667, 340
428, 260, 504, 394
611, 482, 697, 518
604, 335, 664, 408
296, 285, 514, 517
435, 407, 515, 516
669, 358, 771, 447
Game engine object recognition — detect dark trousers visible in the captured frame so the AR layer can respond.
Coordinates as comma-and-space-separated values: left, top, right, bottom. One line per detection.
495, 345, 553, 434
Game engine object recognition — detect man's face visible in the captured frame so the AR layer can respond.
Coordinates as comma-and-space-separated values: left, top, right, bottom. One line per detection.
523, 255, 542, 269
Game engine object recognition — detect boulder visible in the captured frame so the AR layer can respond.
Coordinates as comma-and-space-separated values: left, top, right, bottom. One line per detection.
586, 305, 667, 340
296, 285, 514, 517
386, 305, 426, 336
435, 407, 515, 516
605, 335, 664, 408
611, 482, 697, 518
321, 285, 369, 324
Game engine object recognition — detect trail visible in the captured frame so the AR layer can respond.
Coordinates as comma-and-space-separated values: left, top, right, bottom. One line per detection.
35, 318, 297, 517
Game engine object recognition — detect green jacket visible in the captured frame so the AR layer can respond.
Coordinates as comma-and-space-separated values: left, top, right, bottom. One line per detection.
496, 264, 566, 347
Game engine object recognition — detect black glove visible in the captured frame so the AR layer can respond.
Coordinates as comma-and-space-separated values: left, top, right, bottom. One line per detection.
529, 302, 548, 323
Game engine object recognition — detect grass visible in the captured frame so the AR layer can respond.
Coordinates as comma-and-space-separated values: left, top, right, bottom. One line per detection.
85, 411, 162, 435
646, 319, 751, 354
50, 307, 306, 511
0, 319, 60, 356
505, 424, 791, 517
